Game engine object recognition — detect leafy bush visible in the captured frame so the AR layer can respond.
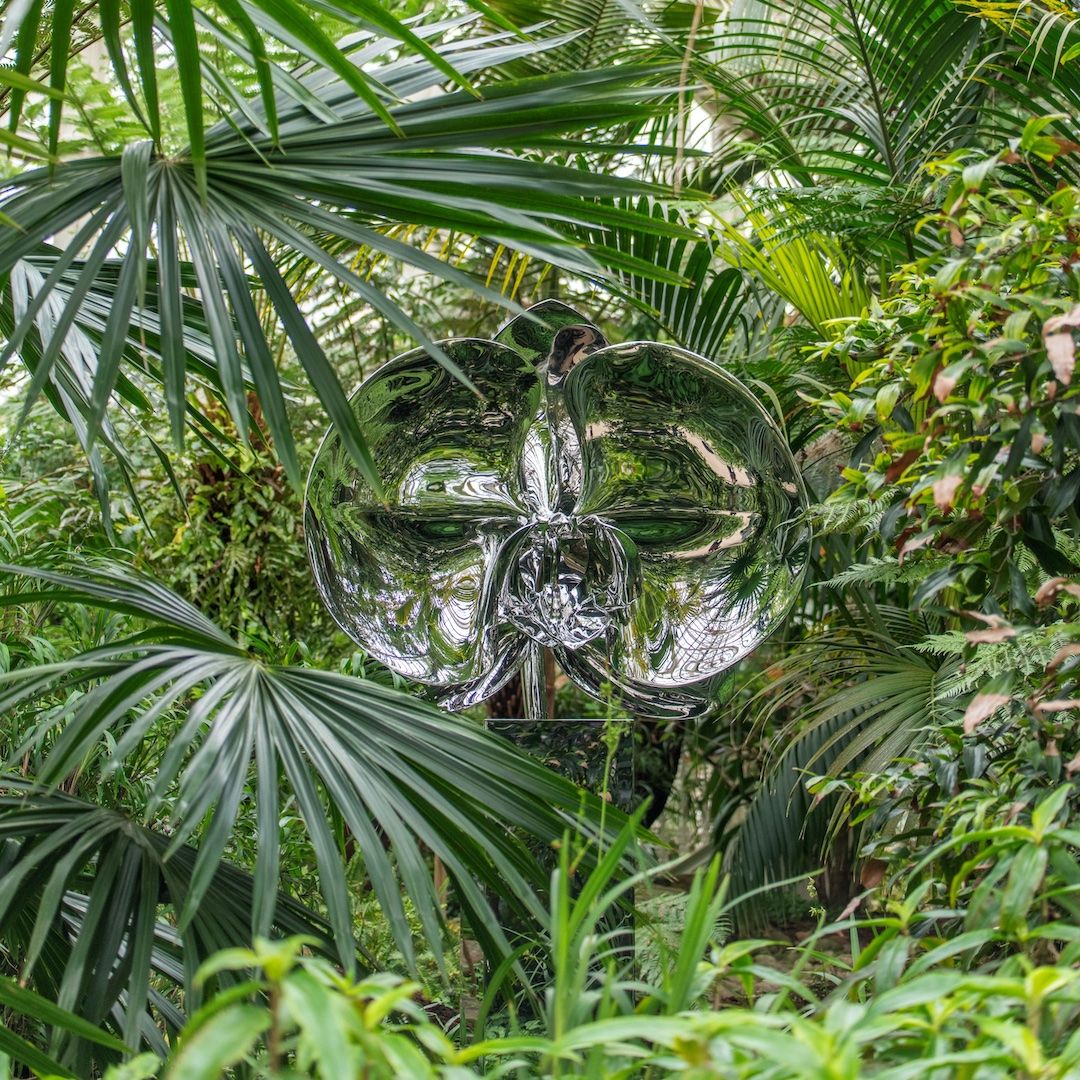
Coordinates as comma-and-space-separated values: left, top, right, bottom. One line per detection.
6, 818, 1075, 1079
814, 128, 1080, 617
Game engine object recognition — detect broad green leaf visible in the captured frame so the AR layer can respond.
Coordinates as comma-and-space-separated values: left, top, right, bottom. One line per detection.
162, 1005, 269, 1080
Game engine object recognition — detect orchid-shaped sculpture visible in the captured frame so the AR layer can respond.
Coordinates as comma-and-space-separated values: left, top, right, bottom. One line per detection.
305, 302, 809, 719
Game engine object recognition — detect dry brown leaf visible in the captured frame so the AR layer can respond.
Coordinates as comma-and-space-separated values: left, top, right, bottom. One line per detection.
860, 859, 887, 889
885, 450, 920, 484
1035, 577, 1067, 605
962, 610, 1009, 626
965, 627, 1016, 643
899, 532, 934, 562
934, 370, 957, 402
1043, 303, 1080, 385
1048, 643, 1080, 670
1034, 698, 1080, 713
837, 894, 863, 922
933, 474, 963, 510
1066, 751, 1080, 778
963, 692, 1010, 734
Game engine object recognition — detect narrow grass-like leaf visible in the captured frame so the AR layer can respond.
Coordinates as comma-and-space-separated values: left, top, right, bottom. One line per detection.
131, 0, 162, 144
163, 0, 206, 195
5, 0, 43, 137
46, 0, 73, 162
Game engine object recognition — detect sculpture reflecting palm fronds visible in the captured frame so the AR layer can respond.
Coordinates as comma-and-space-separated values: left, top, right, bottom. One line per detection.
305, 302, 809, 719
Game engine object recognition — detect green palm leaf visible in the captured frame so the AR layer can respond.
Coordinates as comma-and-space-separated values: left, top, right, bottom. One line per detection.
0, 562, 638, 1013
478, 0, 680, 74
592, 195, 749, 358
0, 782, 336, 1068
716, 199, 870, 337
0, 1, 519, 156
0, 31, 688, 492
701, 0, 982, 187
0, 967, 127, 1078
0, 247, 242, 529
723, 602, 964, 911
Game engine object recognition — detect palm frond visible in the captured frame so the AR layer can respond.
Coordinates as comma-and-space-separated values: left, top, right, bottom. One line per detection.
0, 3, 523, 164
701, 0, 983, 188
0, 31, 689, 492
0, 248, 241, 528
592, 196, 749, 358
478, 0, 698, 74
0, 782, 335, 1070
716, 201, 870, 336
0, 562, 638, 999
722, 602, 963, 911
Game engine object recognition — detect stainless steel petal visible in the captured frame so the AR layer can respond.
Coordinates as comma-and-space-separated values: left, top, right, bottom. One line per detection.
304, 306, 809, 719
560, 341, 810, 711
304, 338, 537, 706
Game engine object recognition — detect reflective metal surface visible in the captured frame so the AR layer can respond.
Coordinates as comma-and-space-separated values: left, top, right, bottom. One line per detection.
305, 302, 809, 717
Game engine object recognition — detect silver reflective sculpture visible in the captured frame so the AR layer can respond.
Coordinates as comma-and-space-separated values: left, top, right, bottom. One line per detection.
305, 302, 809, 719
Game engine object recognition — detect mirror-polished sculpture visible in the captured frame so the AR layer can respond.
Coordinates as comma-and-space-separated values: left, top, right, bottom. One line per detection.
305, 301, 809, 719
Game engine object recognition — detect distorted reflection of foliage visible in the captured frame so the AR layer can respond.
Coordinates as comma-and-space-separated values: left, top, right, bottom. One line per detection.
306, 302, 809, 717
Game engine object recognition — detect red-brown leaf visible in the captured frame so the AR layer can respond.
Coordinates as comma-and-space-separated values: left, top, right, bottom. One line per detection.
1043, 303, 1080, 385
1048, 643, 1080, 670
860, 859, 887, 889
1034, 698, 1080, 714
963, 692, 1010, 734
965, 627, 1016, 644
933, 474, 963, 511
1035, 577, 1067, 605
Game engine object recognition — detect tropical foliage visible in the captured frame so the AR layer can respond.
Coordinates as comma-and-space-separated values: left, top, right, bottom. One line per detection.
3, 0, 1080, 1076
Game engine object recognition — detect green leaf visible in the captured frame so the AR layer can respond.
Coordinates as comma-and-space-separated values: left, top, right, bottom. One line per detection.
45, 0, 73, 161
162, 0, 206, 196
0, 1023, 74, 1080
1032, 785, 1072, 839
234, 0, 403, 133
131, 0, 162, 144
99, 0, 150, 134
999, 844, 1048, 935
0, 977, 127, 1050
162, 1005, 269, 1080
0, 561, 642, 989
5, 0, 43, 138
214, 0, 279, 141
0, 67, 64, 100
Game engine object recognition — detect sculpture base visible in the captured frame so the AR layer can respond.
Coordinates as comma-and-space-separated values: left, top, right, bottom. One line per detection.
487, 718, 636, 811
455, 718, 637, 1035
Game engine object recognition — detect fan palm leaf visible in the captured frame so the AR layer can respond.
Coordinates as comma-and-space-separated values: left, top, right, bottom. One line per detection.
592, 195, 749, 359
0, 1, 525, 165
0, 29, 692, 492
722, 602, 964, 908
0, 248, 244, 529
0, 783, 336, 1068
0, 563, 639, 1020
0, 967, 125, 1078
